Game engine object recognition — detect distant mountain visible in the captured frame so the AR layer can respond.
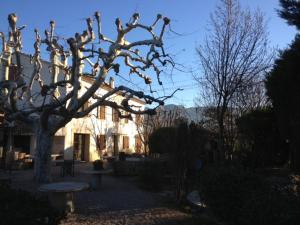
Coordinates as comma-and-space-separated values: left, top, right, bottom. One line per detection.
160, 104, 206, 123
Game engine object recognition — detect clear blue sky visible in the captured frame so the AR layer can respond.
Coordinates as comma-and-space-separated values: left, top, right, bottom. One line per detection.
0, 0, 297, 107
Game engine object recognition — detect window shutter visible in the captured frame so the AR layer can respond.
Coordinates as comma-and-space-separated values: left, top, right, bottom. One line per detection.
124, 111, 129, 124
112, 108, 119, 122
101, 135, 106, 150
123, 136, 129, 149
96, 135, 100, 150
97, 135, 106, 150
98, 106, 105, 119
135, 135, 142, 153
101, 106, 106, 119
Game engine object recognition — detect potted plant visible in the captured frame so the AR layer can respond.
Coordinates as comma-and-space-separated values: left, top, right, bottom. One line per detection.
93, 160, 104, 170
119, 152, 126, 161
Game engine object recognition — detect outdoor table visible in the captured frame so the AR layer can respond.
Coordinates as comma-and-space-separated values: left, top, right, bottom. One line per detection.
80, 169, 113, 189
59, 160, 74, 176
39, 182, 89, 213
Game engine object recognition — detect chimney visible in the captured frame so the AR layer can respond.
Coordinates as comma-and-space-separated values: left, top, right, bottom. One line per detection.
109, 77, 115, 88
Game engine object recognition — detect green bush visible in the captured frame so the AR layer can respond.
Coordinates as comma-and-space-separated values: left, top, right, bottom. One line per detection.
236, 108, 288, 168
138, 160, 164, 191
242, 188, 300, 225
113, 161, 142, 176
199, 166, 300, 225
148, 127, 177, 154
0, 185, 63, 225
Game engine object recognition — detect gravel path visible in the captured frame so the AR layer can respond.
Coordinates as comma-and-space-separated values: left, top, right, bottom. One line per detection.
61, 207, 195, 225
8, 163, 200, 225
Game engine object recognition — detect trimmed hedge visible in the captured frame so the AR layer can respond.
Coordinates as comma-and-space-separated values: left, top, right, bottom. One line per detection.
113, 161, 142, 176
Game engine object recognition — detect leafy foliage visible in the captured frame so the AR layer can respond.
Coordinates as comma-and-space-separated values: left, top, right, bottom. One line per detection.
199, 166, 300, 225
148, 122, 212, 199
148, 122, 211, 156
266, 35, 300, 171
236, 108, 288, 168
148, 127, 177, 154
278, 0, 300, 29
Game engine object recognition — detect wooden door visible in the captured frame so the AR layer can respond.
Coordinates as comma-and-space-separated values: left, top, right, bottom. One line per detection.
113, 134, 119, 156
74, 134, 85, 161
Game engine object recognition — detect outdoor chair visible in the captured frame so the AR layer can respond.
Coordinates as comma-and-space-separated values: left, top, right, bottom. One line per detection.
60, 160, 74, 177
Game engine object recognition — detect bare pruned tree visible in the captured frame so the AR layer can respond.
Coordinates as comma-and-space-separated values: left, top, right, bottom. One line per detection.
135, 106, 183, 155
0, 12, 178, 182
195, 0, 273, 161
232, 78, 269, 114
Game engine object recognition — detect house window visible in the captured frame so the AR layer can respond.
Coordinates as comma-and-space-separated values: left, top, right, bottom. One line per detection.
123, 136, 129, 150
112, 108, 119, 122
135, 135, 142, 153
97, 135, 106, 150
97, 106, 106, 120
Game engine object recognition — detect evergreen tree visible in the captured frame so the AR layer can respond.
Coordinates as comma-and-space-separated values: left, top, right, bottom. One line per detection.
266, 35, 300, 171
278, 0, 300, 30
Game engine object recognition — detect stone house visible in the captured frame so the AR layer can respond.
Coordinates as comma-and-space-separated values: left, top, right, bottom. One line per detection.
0, 53, 144, 161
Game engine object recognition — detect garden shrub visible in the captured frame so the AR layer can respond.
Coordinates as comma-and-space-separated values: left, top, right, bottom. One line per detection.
113, 161, 142, 176
241, 188, 300, 225
148, 122, 212, 197
138, 160, 165, 191
199, 166, 300, 225
148, 127, 176, 154
0, 185, 63, 225
236, 108, 288, 168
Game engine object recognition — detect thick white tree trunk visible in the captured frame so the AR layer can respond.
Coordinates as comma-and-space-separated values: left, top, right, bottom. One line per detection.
34, 128, 54, 183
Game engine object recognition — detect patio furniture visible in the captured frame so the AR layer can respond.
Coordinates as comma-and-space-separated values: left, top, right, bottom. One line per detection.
80, 169, 113, 189
23, 155, 34, 169
60, 160, 74, 177
18, 152, 26, 160
51, 154, 62, 161
39, 182, 89, 213
24, 154, 34, 161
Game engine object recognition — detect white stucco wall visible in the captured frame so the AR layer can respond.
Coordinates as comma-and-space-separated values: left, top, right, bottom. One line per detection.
60, 80, 145, 161
8, 54, 144, 161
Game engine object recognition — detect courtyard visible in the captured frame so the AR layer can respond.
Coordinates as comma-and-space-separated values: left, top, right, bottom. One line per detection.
1, 163, 208, 225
